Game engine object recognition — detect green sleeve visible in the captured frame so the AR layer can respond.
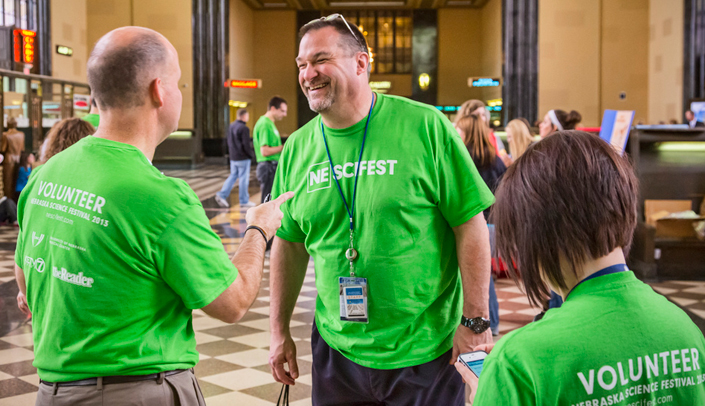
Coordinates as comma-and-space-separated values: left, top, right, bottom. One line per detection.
474, 348, 536, 405
253, 123, 262, 145
152, 204, 238, 309
272, 145, 306, 243
436, 119, 494, 227
266, 121, 279, 146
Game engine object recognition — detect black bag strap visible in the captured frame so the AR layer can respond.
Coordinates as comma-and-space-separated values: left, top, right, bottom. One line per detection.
276, 384, 289, 406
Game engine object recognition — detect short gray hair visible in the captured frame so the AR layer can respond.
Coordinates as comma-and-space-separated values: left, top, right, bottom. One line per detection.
87, 30, 169, 110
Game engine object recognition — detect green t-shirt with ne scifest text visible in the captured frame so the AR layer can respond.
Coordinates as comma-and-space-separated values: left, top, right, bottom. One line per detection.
253, 115, 281, 162
15, 136, 238, 382
272, 93, 494, 369
474, 271, 705, 406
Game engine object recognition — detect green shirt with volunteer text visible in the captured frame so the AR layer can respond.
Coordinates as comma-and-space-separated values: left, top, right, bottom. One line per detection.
253, 115, 281, 162
474, 271, 705, 406
15, 136, 238, 382
272, 93, 494, 369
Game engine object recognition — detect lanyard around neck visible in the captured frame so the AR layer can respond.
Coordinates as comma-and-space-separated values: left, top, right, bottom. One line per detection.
320, 93, 376, 232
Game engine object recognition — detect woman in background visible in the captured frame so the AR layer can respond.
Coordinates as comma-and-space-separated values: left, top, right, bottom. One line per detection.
455, 99, 506, 156
538, 109, 582, 138
40, 118, 96, 164
2, 118, 25, 200
15, 151, 34, 201
500, 119, 534, 167
456, 114, 506, 336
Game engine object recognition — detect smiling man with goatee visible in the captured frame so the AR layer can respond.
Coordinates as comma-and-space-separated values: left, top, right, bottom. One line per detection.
267, 14, 496, 406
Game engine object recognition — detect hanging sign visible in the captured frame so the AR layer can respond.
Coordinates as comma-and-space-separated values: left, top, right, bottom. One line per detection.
225, 79, 262, 89
468, 77, 501, 88
56, 45, 73, 56
14, 29, 36, 64
73, 94, 91, 111
369, 81, 392, 93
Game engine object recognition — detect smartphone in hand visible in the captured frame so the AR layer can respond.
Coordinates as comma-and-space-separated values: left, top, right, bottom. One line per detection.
458, 350, 488, 378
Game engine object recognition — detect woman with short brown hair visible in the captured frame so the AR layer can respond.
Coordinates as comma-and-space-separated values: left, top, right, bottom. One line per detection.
457, 131, 705, 405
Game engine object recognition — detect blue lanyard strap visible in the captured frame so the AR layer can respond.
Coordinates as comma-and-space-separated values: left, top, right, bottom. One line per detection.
320, 93, 376, 231
566, 263, 628, 299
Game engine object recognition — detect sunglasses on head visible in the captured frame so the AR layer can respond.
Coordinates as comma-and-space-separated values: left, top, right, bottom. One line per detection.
305, 13, 366, 52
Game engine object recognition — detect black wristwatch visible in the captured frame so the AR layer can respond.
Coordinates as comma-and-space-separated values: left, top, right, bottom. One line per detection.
460, 315, 491, 334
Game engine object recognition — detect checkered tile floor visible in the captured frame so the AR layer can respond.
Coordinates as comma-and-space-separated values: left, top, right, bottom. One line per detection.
0, 165, 703, 404
161, 165, 237, 203
650, 281, 705, 321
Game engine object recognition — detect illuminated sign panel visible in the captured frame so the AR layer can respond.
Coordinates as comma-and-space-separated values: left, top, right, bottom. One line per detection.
56, 45, 73, 56
369, 81, 392, 93
225, 79, 262, 89
468, 77, 501, 88
435, 106, 461, 113
14, 30, 36, 64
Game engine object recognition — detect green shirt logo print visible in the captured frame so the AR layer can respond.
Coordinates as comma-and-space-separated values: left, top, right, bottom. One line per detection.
308, 162, 332, 193
307, 159, 399, 194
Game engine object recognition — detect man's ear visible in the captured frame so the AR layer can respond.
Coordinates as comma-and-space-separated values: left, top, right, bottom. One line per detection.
149, 78, 164, 108
356, 52, 370, 76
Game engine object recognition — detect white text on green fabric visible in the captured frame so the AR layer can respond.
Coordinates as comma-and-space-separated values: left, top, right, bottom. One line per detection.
307, 160, 398, 193
572, 348, 702, 406
35, 181, 106, 214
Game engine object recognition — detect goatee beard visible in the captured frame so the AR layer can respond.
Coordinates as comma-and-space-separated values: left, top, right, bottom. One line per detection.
308, 94, 334, 113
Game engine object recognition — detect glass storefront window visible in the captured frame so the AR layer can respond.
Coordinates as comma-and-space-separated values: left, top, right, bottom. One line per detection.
41, 82, 61, 128
3, 0, 15, 27
4, 77, 29, 128
73, 86, 91, 119
333, 10, 412, 75
1, 0, 37, 28
20, 0, 27, 30
395, 17, 412, 73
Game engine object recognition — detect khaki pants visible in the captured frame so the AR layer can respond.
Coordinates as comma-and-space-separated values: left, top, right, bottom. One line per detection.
36, 369, 206, 406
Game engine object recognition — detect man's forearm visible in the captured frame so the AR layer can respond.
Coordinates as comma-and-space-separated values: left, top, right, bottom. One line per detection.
261, 145, 284, 157
15, 264, 26, 295
229, 231, 267, 312
454, 214, 491, 317
270, 236, 309, 335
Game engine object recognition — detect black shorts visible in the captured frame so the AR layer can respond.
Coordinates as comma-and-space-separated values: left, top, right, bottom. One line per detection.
311, 322, 465, 406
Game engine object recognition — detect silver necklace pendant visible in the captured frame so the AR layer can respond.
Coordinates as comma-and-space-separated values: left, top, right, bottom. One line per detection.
345, 248, 358, 261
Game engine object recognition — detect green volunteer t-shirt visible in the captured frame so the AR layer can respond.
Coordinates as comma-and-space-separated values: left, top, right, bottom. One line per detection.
474, 271, 705, 406
81, 113, 100, 128
15, 136, 238, 382
253, 115, 281, 162
272, 93, 494, 369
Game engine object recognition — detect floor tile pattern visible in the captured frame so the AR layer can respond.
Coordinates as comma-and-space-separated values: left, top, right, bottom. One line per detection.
0, 165, 703, 405
160, 164, 236, 203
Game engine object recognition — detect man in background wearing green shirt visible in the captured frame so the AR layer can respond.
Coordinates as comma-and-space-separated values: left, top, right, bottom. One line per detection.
253, 96, 287, 203
14, 26, 293, 405
81, 97, 100, 128
268, 16, 494, 406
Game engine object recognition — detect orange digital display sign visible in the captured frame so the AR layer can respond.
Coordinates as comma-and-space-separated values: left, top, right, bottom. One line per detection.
225, 79, 261, 89
14, 29, 37, 64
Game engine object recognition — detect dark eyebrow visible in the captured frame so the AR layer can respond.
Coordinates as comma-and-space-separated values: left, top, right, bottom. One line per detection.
296, 51, 333, 64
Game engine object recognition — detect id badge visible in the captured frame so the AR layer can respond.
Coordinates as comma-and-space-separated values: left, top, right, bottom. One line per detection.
338, 276, 369, 323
